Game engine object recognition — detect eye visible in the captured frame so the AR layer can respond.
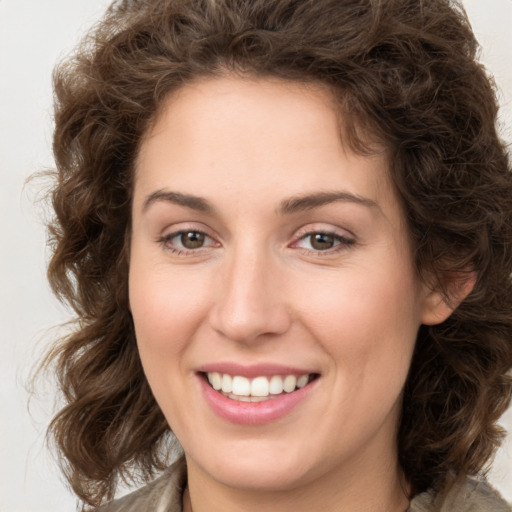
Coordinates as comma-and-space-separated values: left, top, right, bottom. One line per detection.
293, 231, 355, 253
304, 233, 338, 251
177, 231, 206, 249
159, 229, 217, 253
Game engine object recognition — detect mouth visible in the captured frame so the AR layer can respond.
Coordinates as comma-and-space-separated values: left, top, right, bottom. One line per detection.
202, 372, 319, 402
198, 365, 320, 424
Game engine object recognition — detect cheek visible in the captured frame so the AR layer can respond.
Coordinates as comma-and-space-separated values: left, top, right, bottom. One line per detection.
128, 261, 210, 362
128, 263, 213, 429
299, 265, 421, 383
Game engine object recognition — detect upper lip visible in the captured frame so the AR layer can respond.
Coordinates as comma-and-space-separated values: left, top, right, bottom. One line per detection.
197, 362, 318, 378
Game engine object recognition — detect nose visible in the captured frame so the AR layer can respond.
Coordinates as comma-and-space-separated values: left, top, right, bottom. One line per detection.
208, 245, 292, 344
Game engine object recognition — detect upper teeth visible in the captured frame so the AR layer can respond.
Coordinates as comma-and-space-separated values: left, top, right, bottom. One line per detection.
207, 372, 310, 397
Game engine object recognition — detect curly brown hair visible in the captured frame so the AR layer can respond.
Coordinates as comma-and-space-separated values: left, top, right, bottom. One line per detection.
43, 0, 512, 507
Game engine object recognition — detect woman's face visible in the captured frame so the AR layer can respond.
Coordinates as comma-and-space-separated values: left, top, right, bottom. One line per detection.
129, 77, 443, 495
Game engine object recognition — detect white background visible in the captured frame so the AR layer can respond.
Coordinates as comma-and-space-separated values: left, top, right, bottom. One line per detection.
1, 1, 511, 510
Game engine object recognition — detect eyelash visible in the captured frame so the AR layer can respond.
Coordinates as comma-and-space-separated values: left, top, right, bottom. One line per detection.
292, 230, 355, 256
157, 229, 355, 256
157, 229, 217, 256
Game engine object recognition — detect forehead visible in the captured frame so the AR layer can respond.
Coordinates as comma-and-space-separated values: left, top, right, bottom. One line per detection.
140, 76, 344, 158
134, 76, 396, 221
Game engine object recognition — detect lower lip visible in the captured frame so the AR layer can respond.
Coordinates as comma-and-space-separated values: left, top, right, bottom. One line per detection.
199, 375, 317, 425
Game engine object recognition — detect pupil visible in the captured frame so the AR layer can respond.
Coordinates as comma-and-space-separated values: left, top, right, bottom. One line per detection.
181, 231, 205, 249
311, 233, 334, 250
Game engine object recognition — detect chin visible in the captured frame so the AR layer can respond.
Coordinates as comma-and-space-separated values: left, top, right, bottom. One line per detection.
205, 460, 312, 492
185, 438, 318, 492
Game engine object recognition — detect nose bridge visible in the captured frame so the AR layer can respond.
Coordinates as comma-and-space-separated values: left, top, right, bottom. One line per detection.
210, 238, 290, 343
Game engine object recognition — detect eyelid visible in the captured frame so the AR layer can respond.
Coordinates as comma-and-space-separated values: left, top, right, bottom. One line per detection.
293, 223, 355, 241
290, 224, 356, 253
157, 223, 220, 254
159, 221, 216, 239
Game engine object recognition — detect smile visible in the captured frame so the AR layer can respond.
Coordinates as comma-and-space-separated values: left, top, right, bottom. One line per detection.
206, 372, 314, 401
198, 364, 320, 424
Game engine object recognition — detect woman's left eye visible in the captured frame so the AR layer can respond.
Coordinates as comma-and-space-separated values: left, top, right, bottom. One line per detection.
293, 231, 354, 252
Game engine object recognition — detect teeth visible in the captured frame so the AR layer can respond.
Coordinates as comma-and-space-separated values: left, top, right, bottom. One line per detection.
206, 372, 312, 399
269, 375, 283, 394
221, 374, 233, 393
232, 376, 251, 396
283, 375, 297, 392
297, 375, 308, 388
251, 376, 269, 397
207, 372, 222, 390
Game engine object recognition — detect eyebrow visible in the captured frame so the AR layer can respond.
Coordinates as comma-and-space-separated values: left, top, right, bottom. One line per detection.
143, 190, 213, 213
278, 191, 379, 215
142, 189, 379, 215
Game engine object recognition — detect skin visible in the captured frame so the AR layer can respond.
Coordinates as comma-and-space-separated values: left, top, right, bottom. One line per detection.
129, 76, 456, 512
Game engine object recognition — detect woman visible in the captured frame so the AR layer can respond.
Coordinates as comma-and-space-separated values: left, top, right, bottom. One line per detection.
43, 0, 512, 510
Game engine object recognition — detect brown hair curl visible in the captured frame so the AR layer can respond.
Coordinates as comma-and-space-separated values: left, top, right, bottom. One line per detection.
44, 0, 512, 507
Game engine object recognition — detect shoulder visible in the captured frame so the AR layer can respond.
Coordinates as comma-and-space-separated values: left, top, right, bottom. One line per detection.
96, 457, 186, 512
410, 477, 512, 512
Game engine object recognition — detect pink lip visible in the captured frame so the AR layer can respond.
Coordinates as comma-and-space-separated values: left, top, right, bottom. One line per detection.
198, 373, 318, 425
197, 362, 316, 378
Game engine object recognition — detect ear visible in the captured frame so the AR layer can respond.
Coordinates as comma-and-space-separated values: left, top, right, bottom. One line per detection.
421, 270, 477, 326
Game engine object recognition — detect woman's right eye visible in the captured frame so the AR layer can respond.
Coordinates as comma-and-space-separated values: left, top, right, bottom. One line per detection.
158, 230, 217, 254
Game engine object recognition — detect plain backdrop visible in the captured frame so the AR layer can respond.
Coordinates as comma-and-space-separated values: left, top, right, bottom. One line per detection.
1, 1, 511, 510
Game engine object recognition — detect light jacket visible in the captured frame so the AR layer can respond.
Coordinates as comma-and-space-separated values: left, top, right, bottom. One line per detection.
97, 458, 512, 512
